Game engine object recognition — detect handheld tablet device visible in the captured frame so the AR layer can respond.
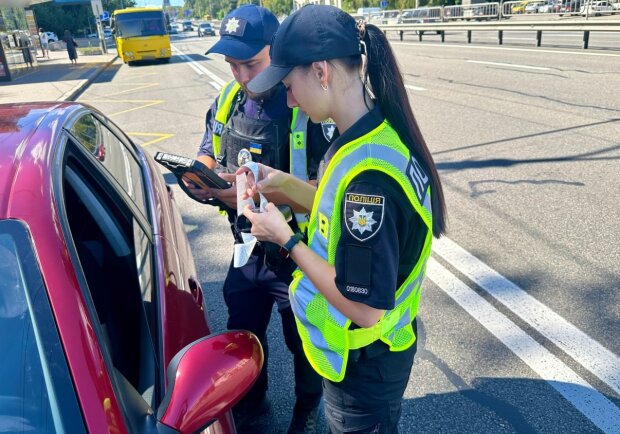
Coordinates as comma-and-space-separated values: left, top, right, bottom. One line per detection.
154, 152, 231, 205
154, 152, 230, 190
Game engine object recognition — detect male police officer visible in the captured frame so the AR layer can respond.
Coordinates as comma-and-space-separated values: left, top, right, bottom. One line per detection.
193, 5, 336, 433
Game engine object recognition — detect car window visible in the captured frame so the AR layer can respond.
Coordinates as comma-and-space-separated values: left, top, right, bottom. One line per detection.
69, 114, 148, 222
62, 139, 159, 409
0, 221, 85, 434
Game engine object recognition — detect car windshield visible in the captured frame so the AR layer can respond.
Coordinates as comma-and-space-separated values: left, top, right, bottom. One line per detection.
115, 11, 166, 38
0, 221, 84, 433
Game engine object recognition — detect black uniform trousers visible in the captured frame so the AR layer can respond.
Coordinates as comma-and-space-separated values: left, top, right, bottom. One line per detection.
323, 320, 418, 434
223, 247, 323, 408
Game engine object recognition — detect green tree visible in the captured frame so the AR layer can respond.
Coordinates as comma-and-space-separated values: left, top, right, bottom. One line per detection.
32, 3, 89, 37
32, 0, 135, 37
262, 0, 293, 16
102, 0, 137, 13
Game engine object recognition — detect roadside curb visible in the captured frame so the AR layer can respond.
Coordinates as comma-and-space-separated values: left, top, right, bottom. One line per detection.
62, 54, 119, 102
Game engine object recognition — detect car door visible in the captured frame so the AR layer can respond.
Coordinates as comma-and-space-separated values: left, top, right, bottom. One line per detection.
60, 109, 210, 428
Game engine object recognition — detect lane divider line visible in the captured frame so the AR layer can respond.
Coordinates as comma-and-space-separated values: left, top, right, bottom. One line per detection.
171, 45, 226, 90
405, 84, 427, 91
427, 257, 620, 433
391, 41, 620, 58
433, 236, 620, 397
466, 60, 551, 71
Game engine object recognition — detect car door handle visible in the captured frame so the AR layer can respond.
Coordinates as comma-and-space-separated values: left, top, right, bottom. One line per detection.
165, 183, 175, 200
188, 277, 203, 309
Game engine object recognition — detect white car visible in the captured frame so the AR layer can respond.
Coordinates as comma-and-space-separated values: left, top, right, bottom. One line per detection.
581, 0, 614, 14
525, 1, 545, 12
44, 31, 59, 42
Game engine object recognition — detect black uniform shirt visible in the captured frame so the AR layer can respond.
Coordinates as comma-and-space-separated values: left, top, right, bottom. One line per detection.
319, 106, 427, 310
198, 84, 336, 180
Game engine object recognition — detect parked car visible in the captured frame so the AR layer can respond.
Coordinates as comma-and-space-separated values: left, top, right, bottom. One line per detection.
511, 1, 530, 13
559, 0, 582, 14
580, 0, 614, 14
369, 9, 401, 24
537, 0, 559, 13
44, 31, 59, 42
525, 1, 545, 12
399, 8, 441, 23
464, 4, 500, 20
197, 22, 215, 37
0, 102, 263, 433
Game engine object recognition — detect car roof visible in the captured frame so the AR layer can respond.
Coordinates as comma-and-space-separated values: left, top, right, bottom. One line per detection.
0, 102, 79, 216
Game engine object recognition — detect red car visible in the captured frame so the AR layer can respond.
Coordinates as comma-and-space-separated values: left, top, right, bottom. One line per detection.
0, 102, 263, 433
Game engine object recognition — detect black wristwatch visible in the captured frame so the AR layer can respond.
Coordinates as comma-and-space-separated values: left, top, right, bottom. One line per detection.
279, 232, 304, 258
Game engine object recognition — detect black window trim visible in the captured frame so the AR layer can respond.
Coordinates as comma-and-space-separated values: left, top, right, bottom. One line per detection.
62, 109, 153, 243
51, 130, 164, 428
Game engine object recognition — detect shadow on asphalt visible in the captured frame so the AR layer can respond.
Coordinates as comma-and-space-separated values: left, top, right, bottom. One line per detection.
3, 57, 120, 86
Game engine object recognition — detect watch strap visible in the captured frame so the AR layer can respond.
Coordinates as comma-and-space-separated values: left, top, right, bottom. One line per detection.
280, 232, 304, 258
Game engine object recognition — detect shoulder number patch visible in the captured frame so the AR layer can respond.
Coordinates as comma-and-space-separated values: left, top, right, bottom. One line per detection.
344, 193, 384, 242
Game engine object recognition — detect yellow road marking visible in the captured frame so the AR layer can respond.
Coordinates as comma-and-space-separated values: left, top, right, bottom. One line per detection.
127, 132, 174, 147
81, 99, 164, 116
107, 83, 160, 96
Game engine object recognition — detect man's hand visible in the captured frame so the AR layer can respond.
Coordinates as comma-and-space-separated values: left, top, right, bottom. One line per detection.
181, 175, 213, 201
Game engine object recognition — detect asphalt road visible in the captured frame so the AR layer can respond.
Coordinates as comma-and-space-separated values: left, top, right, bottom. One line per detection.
78, 31, 620, 433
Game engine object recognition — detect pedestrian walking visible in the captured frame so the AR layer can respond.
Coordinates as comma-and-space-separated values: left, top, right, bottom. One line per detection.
239, 5, 447, 433
63, 30, 78, 64
38, 28, 49, 58
182, 5, 336, 433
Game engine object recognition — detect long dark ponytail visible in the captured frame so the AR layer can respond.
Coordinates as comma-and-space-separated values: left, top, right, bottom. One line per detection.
359, 23, 447, 237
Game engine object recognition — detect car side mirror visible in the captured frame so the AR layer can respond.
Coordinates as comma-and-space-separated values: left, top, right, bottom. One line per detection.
157, 331, 263, 433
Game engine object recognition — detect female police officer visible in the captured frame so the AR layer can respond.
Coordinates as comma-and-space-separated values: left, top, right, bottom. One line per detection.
184, 5, 336, 433
239, 5, 447, 433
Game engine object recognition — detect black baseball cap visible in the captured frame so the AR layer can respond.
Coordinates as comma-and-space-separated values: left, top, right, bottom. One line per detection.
206, 5, 279, 60
247, 5, 362, 94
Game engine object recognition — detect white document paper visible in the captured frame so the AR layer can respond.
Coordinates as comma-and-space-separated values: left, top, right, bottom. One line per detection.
233, 162, 268, 268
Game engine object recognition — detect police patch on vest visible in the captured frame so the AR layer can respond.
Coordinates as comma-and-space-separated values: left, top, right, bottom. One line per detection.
321, 120, 336, 142
344, 193, 384, 242
213, 120, 225, 136
237, 148, 252, 166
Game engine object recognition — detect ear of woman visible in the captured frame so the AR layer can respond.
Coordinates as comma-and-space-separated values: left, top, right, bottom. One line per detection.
312, 61, 329, 91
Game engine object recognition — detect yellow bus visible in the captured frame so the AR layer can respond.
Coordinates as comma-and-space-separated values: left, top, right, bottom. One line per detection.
112, 7, 171, 65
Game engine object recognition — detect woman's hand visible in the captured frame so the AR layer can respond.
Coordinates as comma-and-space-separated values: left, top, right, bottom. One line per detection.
236, 163, 289, 199
242, 202, 293, 246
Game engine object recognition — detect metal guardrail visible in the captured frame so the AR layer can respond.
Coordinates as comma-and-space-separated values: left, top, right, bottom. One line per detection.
377, 19, 620, 48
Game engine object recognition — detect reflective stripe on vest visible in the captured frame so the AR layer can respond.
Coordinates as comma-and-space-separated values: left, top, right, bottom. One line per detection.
212, 82, 310, 228
289, 121, 433, 382
212, 80, 241, 159
290, 107, 309, 230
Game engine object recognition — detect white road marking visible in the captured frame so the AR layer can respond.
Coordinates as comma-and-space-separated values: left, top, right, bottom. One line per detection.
405, 84, 427, 91
391, 41, 620, 58
171, 45, 226, 89
427, 257, 620, 434
433, 236, 620, 397
466, 59, 552, 70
